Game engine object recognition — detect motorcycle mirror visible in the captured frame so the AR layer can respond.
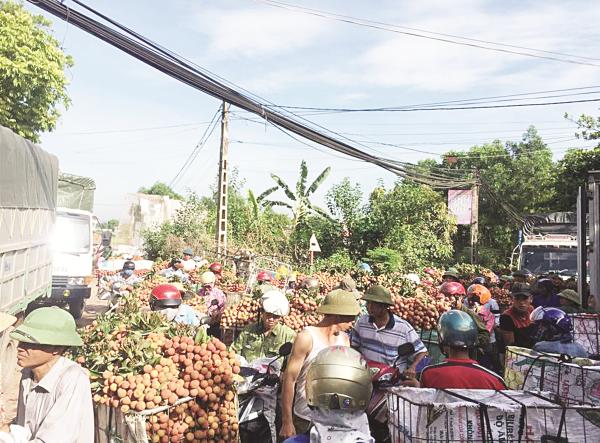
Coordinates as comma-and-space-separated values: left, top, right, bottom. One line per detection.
397, 343, 415, 357
278, 342, 293, 357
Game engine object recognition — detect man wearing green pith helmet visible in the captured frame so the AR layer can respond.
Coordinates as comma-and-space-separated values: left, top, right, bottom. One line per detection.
0, 307, 93, 443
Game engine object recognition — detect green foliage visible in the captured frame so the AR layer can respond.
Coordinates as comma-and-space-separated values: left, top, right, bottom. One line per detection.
100, 219, 119, 231
567, 113, 600, 142
0, 1, 73, 142
363, 247, 403, 274
138, 182, 183, 200
259, 160, 332, 229
420, 127, 556, 268
554, 146, 600, 210
363, 181, 457, 270
314, 250, 355, 274
142, 193, 210, 260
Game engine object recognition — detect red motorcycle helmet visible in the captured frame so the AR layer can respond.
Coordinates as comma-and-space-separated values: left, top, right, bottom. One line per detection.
440, 281, 466, 297
150, 284, 182, 310
257, 271, 272, 282
209, 262, 222, 275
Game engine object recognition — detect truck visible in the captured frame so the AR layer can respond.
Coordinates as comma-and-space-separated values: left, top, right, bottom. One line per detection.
0, 125, 58, 389
46, 174, 97, 319
512, 212, 579, 277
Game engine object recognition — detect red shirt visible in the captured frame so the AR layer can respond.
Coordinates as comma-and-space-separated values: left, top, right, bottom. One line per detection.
420, 358, 506, 390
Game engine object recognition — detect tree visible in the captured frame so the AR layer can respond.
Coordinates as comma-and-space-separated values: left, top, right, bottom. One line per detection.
566, 113, 600, 144
0, 1, 73, 142
554, 147, 600, 210
362, 181, 457, 270
138, 182, 183, 200
100, 219, 119, 231
419, 126, 556, 268
259, 160, 332, 229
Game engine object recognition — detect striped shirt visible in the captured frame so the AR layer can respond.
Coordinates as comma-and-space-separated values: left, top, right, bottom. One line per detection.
351, 314, 426, 368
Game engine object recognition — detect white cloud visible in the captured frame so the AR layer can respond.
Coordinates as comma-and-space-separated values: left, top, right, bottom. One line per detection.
192, 7, 328, 58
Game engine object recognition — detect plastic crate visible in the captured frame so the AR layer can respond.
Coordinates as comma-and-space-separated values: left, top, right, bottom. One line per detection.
387, 387, 600, 442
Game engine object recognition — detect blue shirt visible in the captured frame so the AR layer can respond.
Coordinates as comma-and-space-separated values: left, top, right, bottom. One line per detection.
351, 314, 426, 368
532, 293, 560, 308
533, 340, 588, 358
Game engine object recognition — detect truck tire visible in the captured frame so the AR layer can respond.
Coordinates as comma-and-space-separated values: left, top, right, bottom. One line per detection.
69, 299, 85, 319
0, 328, 19, 394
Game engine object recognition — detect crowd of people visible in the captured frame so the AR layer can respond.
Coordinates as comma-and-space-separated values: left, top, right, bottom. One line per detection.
1, 255, 597, 442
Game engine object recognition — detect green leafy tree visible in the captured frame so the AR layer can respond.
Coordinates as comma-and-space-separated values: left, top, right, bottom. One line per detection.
100, 219, 119, 231
554, 147, 600, 210
362, 181, 457, 270
0, 1, 73, 142
138, 182, 183, 200
259, 160, 332, 229
420, 126, 556, 268
567, 113, 600, 143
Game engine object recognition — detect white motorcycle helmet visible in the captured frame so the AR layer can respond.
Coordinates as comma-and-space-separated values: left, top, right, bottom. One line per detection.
260, 290, 290, 316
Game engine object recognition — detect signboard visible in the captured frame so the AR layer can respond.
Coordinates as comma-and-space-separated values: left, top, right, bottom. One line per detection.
448, 189, 472, 225
309, 234, 321, 252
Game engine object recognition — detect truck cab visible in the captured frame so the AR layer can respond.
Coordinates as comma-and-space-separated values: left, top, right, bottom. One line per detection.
516, 234, 578, 277
49, 208, 95, 318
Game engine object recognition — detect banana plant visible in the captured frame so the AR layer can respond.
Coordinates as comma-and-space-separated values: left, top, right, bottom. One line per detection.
258, 160, 332, 229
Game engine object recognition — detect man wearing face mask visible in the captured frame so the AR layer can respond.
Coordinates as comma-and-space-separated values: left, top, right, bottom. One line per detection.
0, 307, 92, 443
197, 272, 226, 337
110, 260, 141, 291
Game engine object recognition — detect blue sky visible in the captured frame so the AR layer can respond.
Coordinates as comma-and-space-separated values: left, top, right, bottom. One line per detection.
24, 0, 600, 220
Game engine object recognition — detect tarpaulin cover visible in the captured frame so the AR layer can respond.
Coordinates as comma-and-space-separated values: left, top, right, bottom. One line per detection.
58, 173, 96, 211
0, 125, 58, 209
523, 211, 577, 235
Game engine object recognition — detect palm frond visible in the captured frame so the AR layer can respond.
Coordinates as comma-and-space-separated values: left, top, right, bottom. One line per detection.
297, 160, 308, 197
256, 186, 278, 203
271, 174, 296, 201
309, 204, 334, 220
264, 200, 293, 210
248, 190, 259, 220
306, 166, 331, 196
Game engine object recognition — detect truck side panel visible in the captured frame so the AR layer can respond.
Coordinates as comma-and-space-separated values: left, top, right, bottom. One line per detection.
0, 126, 58, 314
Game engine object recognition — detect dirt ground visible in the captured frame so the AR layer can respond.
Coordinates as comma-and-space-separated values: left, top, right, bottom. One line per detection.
1, 289, 108, 431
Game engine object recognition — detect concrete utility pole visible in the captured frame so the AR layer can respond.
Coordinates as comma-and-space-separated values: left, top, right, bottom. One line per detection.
576, 185, 588, 307
470, 178, 480, 264
215, 102, 230, 258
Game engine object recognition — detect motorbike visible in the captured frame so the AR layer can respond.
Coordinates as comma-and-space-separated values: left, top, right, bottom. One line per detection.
238, 342, 293, 443
366, 342, 416, 443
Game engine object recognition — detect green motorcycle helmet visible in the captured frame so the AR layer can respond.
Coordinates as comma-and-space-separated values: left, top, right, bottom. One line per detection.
306, 346, 372, 412
11, 307, 83, 347
437, 309, 477, 349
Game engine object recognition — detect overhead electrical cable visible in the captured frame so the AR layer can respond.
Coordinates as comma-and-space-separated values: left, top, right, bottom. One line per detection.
170, 107, 222, 188
253, 0, 600, 67
30, 0, 481, 190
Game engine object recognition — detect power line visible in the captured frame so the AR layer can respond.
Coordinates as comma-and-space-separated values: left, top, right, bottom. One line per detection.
275, 97, 600, 114
169, 107, 222, 188
253, 0, 600, 67
276, 86, 600, 113
49, 121, 212, 135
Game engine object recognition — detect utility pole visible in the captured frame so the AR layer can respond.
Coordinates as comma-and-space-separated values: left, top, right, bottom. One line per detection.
215, 102, 230, 258
470, 175, 480, 264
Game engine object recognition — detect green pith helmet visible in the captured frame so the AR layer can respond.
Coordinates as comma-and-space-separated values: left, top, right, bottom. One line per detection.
306, 346, 372, 412
10, 307, 83, 347
443, 268, 460, 279
317, 289, 360, 316
182, 247, 194, 256
558, 289, 580, 305
362, 285, 393, 306
437, 309, 477, 349
513, 268, 532, 278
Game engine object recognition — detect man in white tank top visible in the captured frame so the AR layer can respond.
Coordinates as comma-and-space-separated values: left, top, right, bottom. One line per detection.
280, 289, 361, 440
